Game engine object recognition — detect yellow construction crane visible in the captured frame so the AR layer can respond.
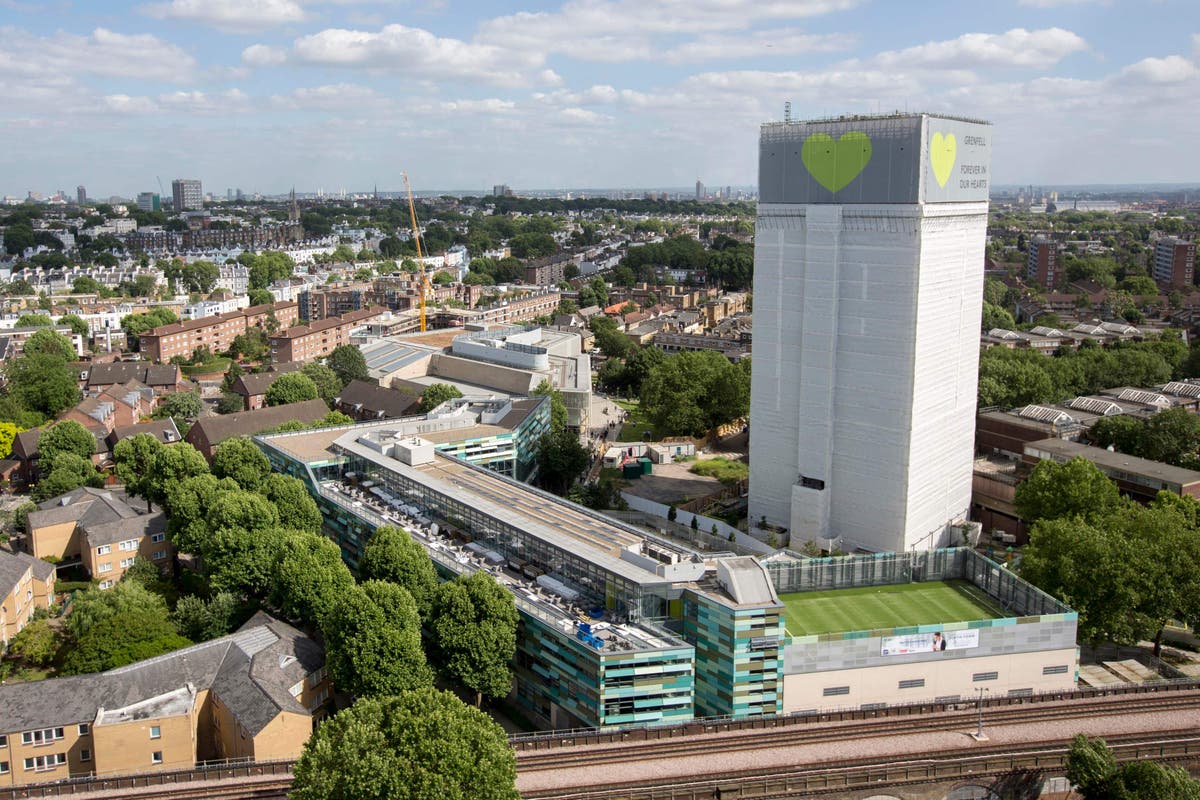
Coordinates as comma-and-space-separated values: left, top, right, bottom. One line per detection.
402, 172, 431, 332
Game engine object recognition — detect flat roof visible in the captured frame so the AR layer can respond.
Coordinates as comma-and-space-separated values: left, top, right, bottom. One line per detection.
780, 580, 1004, 637
1025, 437, 1200, 487
334, 434, 672, 587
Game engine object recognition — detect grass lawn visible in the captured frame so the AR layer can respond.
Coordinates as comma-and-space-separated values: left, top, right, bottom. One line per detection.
689, 458, 748, 485
779, 580, 1005, 636
614, 401, 665, 443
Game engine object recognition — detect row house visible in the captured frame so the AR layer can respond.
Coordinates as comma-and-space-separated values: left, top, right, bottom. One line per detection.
268, 307, 384, 364
138, 302, 298, 363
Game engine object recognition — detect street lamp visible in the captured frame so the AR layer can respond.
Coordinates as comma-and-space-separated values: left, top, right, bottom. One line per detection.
972, 687, 991, 741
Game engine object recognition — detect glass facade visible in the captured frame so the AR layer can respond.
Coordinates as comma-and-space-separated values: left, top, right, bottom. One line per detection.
683, 591, 785, 718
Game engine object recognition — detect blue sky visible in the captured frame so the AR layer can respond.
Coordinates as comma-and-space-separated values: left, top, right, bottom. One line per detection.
1, 0, 1197, 197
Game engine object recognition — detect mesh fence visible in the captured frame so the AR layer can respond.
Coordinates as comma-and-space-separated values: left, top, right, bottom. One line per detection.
765, 547, 1072, 617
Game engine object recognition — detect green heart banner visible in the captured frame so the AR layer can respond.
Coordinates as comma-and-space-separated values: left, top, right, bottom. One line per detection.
800, 131, 872, 193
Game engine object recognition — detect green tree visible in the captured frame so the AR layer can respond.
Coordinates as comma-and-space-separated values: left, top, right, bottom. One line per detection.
65, 580, 171, 640
31, 465, 86, 502
207, 524, 288, 598
980, 301, 1016, 331
265, 372, 319, 406
24, 328, 77, 361
0, 421, 19, 459
146, 442, 210, 510
323, 581, 433, 698
61, 610, 190, 675
328, 344, 371, 386
417, 383, 463, 413
15, 313, 54, 328
171, 592, 240, 641
248, 288, 274, 306
271, 532, 355, 624
4, 351, 80, 417
38, 420, 96, 463
531, 379, 567, 433
228, 328, 269, 361
217, 392, 244, 414
8, 618, 61, 667
259, 473, 323, 535
359, 526, 439, 617
156, 391, 203, 423
302, 362, 343, 406
290, 689, 519, 800
640, 351, 750, 436
1067, 734, 1200, 799
536, 428, 589, 495
211, 437, 271, 490
428, 572, 518, 706
56, 314, 90, 338
1013, 457, 1122, 524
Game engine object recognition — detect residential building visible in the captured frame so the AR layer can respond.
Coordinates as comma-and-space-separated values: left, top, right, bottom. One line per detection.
138, 302, 298, 363
268, 307, 383, 364
136, 193, 160, 212
333, 379, 421, 421
523, 254, 577, 286
0, 614, 329, 788
750, 113, 991, 553
1154, 237, 1196, 288
171, 179, 202, 211
1023, 438, 1200, 502
1026, 237, 1064, 289
0, 326, 85, 361
25, 488, 170, 589
183, 399, 330, 459
83, 363, 188, 396
653, 332, 749, 361
0, 551, 56, 649
228, 362, 303, 411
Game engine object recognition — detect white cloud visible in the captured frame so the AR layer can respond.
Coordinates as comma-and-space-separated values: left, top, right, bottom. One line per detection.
271, 83, 384, 110
1118, 55, 1200, 84
0, 26, 196, 83
477, 0, 861, 61
439, 98, 518, 114
280, 24, 544, 86
873, 27, 1087, 71
663, 29, 855, 64
559, 107, 611, 124
242, 43, 288, 66
102, 94, 160, 115
142, 0, 308, 33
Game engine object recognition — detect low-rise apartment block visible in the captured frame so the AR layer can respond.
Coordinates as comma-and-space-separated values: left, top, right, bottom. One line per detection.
0, 614, 329, 788
25, 488, 171, 589
138, 302, 299, 363
0, 551, 56, 649
268, 307, 383, 363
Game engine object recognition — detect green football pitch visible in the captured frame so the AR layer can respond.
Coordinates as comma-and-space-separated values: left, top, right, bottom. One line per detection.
779, 580, 1005, 636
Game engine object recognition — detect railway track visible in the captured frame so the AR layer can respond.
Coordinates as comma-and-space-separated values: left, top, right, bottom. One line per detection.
521, 732, 1200, 800
516, 689, 1200, 771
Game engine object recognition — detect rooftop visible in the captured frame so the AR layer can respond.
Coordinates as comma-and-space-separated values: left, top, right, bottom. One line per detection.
1026, 437, 1200, 487
779, 580, 1004, 637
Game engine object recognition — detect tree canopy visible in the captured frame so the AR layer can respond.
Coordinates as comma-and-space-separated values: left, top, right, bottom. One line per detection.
1013, 457, 1122, 525
211, 436, 272, 490
323, 581, 433, 698
1067, 734, 1200, 799
39, 420, 97, 462
417, 383, 463, 413
428, 572, 519, 705
265, 372, 319, 406
328, 344, 371, 386
639, 350, 751, 436
290, 689, 519, 800
359, 526, 439, 617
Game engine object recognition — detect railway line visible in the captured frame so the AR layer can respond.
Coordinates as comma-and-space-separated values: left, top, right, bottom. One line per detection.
515, 688, 1200, 771
520, 732, 1200, 800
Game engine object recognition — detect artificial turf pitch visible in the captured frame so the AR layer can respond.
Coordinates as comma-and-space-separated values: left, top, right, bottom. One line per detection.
779, 580, 1004, 636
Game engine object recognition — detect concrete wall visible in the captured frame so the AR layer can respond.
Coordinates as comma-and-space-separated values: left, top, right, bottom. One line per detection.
251, 712, 312, 761
93, 711, 196, 775
30, 520, 79, 560
783, 646, 1079, 712
428, 353, 538, 394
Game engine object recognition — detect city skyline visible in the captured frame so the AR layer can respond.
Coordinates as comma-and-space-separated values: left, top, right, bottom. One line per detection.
1, 0, 1198, 196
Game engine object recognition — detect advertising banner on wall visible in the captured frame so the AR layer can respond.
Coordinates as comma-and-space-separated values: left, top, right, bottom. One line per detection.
880, 629, 979, 656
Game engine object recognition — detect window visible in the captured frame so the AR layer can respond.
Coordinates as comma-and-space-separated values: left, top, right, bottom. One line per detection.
24, 753, 66, 771
80, 749, 91, 762
822, 686, 850, 697
0, 761, 7, 774
119, 539, 138, 551
77, 724, 89, 736
99, 580, 113, 590
150, 726, 161, 739
973, 672, 999, 682
152, 550, 167, 561
151, 751, 163, 764
898, 678, 926, 689
120, 557, 136, 568
1043, 665, 1069, 675
0, 734, 6, 747
22, 728, 64, 746
96, 545, 111, 555
151, 533, 165, 543
98, 563, 113, 573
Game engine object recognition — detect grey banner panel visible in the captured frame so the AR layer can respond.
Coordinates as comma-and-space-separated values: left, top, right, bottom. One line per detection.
921, 116, 992, 203
759, 114, 991, 205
